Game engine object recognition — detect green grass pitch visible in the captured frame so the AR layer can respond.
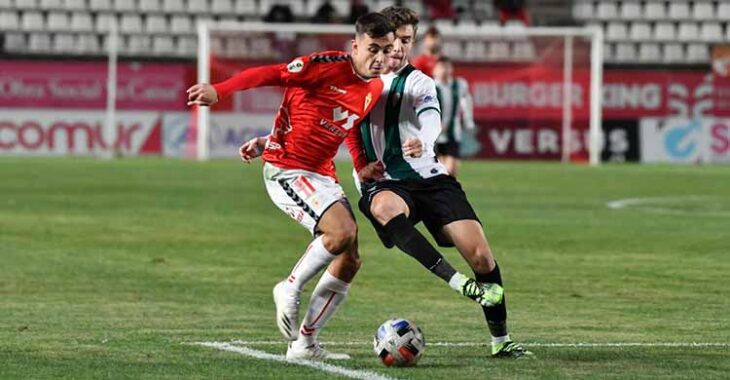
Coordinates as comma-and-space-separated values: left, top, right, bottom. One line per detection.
1, 158, 729, 379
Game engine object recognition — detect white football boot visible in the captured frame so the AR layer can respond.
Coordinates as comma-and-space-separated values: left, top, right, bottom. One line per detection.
286, 341, 351, 361
272, 280, 301, 341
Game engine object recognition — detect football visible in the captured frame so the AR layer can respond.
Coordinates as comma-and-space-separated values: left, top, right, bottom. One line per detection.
373, 318, 425, 367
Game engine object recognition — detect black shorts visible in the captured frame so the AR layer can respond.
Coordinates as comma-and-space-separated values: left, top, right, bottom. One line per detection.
358, 175, 480, 248
435, 142, 460, 158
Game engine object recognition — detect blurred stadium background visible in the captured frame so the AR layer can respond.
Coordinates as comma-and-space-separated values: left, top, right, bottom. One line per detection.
1, 0, 729, 162
2, 1, 730, 379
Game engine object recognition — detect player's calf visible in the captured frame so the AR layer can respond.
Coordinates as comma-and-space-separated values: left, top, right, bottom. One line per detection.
327, 246, 361, 283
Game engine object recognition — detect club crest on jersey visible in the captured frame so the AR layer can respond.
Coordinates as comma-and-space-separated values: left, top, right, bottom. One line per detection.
364, 93, 372, 111
287, 59, 304, 73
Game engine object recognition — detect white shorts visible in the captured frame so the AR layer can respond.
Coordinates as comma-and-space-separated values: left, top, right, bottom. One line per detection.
263, 162, 349, 235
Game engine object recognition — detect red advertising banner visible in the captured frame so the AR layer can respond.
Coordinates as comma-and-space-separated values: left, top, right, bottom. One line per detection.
459, 65, 591, 120
0, 61, 190, 110
457, 66, 721, 120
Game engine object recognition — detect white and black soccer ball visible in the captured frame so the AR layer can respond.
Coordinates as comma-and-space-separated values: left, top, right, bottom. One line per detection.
373, 318, 425, 367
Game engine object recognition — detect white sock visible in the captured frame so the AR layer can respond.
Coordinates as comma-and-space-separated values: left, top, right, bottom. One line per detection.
294, 270, 350, 348
448, 272, 468, 292
286, 236, 336, 291
492, 334, 510, 344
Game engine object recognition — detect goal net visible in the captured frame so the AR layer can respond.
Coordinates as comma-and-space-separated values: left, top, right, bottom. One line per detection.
196, 22, 603, 164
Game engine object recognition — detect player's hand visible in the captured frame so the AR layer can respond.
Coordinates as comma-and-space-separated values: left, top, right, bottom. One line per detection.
186, 83, 218, 106
239, 136, 266, 163
358, 161, 385, 182
402, 137, 423, 158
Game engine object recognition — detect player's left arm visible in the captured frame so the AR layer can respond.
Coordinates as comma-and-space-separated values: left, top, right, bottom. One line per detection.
412, 75, 442, 156
344, 123, 368, 173
344, 122, 385, 182
458, 77, 477, 131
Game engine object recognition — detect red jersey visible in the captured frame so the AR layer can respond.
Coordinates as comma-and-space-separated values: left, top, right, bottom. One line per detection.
213, 51, 381, 179
412, 54, 438, 77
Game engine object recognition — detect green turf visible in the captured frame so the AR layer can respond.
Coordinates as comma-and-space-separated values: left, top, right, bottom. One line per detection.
1, 158, 729, 379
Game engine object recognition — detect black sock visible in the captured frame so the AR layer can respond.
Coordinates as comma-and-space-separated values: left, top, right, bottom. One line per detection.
383, 214, 457, 283
474, 263, 508, 338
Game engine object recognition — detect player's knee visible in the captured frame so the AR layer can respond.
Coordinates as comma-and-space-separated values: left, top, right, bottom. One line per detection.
467, 247, 495, 273
370, 201, 402, 225
325, 221, 358, 253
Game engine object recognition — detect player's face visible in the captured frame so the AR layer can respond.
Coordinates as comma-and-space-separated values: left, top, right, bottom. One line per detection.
424, 34, 442, 55
351, 33, 395, 78
433, 61, 452, 83
388, 25, 416, 70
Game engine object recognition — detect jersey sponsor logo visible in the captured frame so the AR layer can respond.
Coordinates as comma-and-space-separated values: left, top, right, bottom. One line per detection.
287, 59, 304, 73
421, 95, 436, 105
266, 141, 282, 150
415, 94, 438, 109
364, 92, 372, 110
319, 119, 347, 138
332, 106, 359, 130
329, 85, 347, 94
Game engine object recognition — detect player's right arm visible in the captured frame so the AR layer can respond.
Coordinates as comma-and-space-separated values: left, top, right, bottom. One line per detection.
239, 135, 269, 163
186, 55, 322, 106
458, 77, 477, 131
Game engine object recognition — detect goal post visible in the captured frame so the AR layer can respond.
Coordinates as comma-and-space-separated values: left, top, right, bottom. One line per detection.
195, 22, 603, 164
195, 21, 211, 161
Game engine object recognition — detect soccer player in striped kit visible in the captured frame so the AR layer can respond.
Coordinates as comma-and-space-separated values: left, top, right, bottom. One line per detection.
354, 6, 533, 358
433, 56, 477, 177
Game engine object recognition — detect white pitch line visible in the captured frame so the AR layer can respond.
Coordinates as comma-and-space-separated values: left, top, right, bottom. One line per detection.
228, 339, 730, 348
607, 195, 709, 209
606, 196, 730, 217
194, 342, 399, 380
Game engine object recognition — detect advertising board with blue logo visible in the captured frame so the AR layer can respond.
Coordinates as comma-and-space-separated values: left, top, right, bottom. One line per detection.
162, 113, 273, 159
640, 118, 730, 164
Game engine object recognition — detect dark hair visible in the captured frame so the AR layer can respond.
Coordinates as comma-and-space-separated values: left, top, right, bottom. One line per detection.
424, 26, 441, 38
380, 6, 419, 30
436, 56, 451, 64
355, 12, 395, 38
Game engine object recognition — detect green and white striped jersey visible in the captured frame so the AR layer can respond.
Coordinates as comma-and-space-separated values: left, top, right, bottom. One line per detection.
436, 77, 476, 144
360, 64, 448, 180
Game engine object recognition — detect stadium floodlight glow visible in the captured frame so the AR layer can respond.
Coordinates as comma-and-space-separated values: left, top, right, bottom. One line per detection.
197, 22, 603, 165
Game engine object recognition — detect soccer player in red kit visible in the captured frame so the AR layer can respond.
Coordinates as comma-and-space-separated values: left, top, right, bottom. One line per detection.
186, 13, 412, 360
411, 25, 442, 76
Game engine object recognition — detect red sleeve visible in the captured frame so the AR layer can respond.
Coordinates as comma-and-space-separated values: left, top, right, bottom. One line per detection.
213, 64, 283, 99
344, 123, 368, 173
213, 56, 320, 99
412, 55, 434, 77
412, 55, 425, 72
